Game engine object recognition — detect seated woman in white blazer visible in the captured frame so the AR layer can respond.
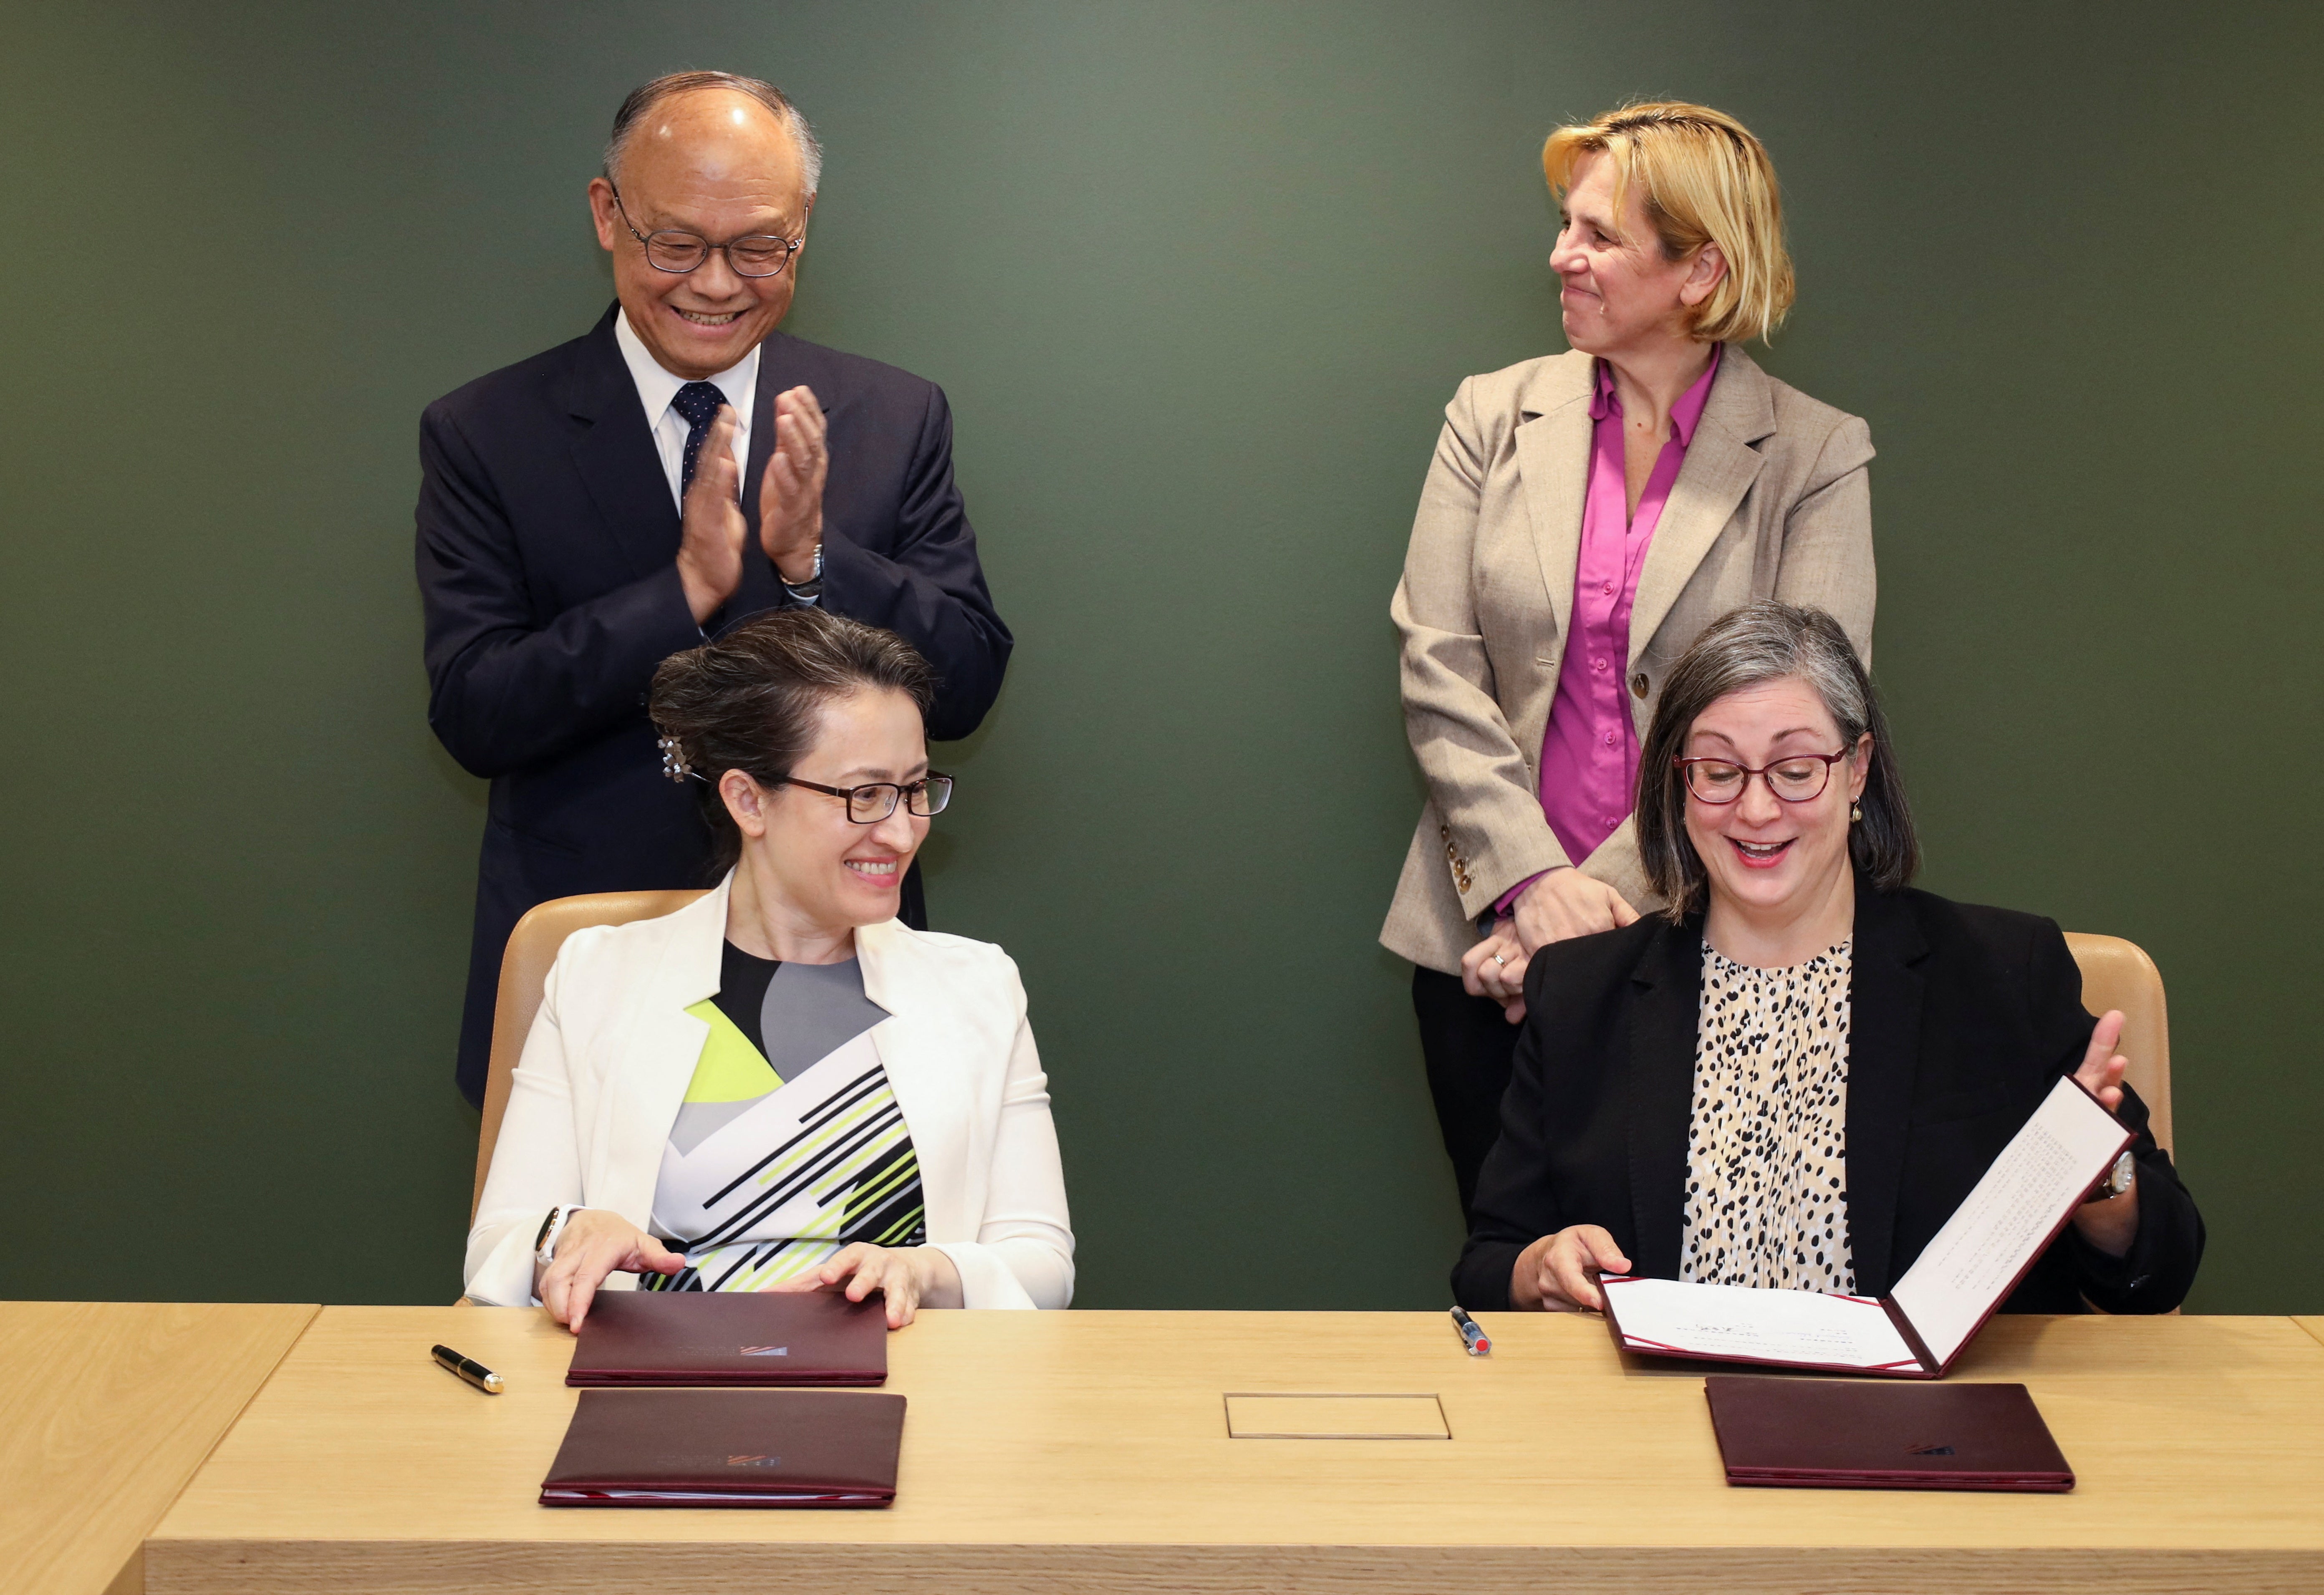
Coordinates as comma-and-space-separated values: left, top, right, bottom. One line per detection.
465, 608, 1072, 1329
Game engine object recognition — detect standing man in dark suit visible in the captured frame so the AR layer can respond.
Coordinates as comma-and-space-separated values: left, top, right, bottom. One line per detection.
418, 71, 1011, 1105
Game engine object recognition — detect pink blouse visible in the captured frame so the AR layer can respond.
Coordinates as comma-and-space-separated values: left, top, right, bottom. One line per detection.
1499, 347, 1720, 916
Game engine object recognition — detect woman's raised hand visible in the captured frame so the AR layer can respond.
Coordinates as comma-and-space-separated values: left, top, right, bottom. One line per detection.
1510, 1225, 1633, 1313
2069, 1009, 2142, 1257
2074, 1009, 2130, 1115
762, 1243, 964, 1328
536, 1210, 684, 1333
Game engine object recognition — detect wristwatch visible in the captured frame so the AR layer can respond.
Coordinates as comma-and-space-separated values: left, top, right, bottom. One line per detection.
2095, 1150, 2136, 1201
782, 541, 824, 601
534, 1204, 580, 1266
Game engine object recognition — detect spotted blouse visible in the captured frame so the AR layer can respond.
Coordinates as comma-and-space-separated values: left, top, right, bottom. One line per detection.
1681, 939, 1855, 1293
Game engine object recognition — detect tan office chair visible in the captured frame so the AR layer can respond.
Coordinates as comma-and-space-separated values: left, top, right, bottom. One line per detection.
470, 888, 710, 1221
2063, 932, 2173, 1154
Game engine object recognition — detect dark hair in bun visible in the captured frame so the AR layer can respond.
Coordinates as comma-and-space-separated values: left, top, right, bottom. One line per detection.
649, 608, 936, 871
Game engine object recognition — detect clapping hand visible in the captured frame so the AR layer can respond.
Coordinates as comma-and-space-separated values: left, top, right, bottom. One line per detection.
673, 391, 828, 618
675, 406, 748, 623
757, 385, 826, 584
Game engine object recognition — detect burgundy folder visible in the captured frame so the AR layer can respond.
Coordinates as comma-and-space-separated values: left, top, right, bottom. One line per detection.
1705, 1375, 2074, 1492
541, 1388, 906, 1507
565, 1291, 887, 1387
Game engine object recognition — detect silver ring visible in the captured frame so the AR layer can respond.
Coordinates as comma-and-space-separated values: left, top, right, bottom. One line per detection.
1492, 953, 1508, 967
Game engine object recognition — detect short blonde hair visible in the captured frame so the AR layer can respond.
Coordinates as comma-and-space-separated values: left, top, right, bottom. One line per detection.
1542, 101, 1795, 345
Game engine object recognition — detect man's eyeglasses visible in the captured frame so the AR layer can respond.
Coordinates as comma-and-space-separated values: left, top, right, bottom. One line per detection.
607, 182, 802, 278
778, 773, 954, 824
1674, 750, 1853, 805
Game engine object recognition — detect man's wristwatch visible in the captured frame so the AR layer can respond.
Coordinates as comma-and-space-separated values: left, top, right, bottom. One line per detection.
534, 1204, 580, 1266
782, 542, 824, 600
2095, 1150, 2136, 1201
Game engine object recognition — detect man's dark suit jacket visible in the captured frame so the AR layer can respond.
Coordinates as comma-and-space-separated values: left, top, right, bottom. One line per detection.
418, 306, 1012, 1105
1453, 882, 2203, 1316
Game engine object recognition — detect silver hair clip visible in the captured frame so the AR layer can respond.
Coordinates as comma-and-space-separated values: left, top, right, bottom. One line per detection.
657, 735, 695, 784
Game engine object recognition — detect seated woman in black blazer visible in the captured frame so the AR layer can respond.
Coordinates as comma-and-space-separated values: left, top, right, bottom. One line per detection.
1455, 600, 2202, 1315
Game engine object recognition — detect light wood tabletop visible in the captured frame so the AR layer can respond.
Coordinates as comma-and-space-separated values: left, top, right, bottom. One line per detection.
0, 1301, 315, 1595
145, 1307, 2324, 1594
2296, 1316, 2324, 1352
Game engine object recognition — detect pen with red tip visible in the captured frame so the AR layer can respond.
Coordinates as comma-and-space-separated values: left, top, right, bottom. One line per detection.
1450, 1306, 1491, 1356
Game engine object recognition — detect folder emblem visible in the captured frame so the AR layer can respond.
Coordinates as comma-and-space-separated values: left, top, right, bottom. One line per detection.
739, 1345, 790, 1355
726, 1454, 785, 1466
1905, 1442, 1956, 1455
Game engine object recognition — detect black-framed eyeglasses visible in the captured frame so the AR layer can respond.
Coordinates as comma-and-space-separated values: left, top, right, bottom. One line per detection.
1675, 750, 1854, 805
778, 773, 954, 823
607, 182, 803, 278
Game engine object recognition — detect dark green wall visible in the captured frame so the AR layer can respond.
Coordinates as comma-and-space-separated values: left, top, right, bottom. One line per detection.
2, 3, 2315, 1312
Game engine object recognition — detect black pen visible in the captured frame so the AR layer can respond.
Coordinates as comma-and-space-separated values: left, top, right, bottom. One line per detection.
1450, 1306, 1491, 1356
431, 1343, 505, 1393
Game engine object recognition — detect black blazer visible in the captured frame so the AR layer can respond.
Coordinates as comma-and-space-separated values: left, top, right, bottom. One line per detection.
417, 308, 1011, 1103
1454, 883, 2203, 1315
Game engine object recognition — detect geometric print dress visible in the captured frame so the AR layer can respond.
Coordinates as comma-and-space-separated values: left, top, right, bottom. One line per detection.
1679, 939, 1856, 1294
641, 943, 928, 1293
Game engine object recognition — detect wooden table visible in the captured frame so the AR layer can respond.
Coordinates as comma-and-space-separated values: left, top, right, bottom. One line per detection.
142, 1306, 2324, 1593
0, 1301, 315, 1595
2296, 1316, 2324, 1352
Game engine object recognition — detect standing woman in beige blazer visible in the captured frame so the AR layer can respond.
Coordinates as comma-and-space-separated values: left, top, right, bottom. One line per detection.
1384, 102, 1875, 1219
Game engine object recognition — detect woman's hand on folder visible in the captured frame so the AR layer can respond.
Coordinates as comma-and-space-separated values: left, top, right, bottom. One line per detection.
762, 1243, 964, 1328
1510, 1225, 1633, 1314
538, 1212, 684, 1333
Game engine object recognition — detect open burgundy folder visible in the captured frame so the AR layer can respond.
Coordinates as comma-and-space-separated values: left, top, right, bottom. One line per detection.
1601, 1075, 2132, 1378
541, 1388, 906, 1507
566, 1290, 887, 1387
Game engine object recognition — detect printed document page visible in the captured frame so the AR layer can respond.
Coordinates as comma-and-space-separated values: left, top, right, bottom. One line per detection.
1889, 1075, 2130, 1368
1602, 1276, 1918, 1370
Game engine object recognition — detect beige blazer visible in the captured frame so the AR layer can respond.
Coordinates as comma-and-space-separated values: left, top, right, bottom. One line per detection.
464, 874, 1074, 1311
1382, 346, 1875, 975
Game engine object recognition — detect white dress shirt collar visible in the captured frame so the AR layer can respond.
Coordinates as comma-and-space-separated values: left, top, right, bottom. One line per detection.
613, 308, 760, 511
614, 307, 760, 420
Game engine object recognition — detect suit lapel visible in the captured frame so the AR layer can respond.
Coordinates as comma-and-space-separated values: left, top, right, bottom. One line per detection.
1625, 920, 1703, 1278
596, 878, 729, 1223
1627, 347, 1775, 659
560, 308, 682, 583
1842, 883, 1928, 1295
855, 921, 971, 1242
1511, 355, 1595, 650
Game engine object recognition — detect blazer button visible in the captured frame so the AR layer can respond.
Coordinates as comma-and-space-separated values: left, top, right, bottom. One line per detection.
1630, 672, 1650, 699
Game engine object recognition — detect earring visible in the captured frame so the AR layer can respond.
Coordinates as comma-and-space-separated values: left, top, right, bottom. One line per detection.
1850, 802, 1863, 822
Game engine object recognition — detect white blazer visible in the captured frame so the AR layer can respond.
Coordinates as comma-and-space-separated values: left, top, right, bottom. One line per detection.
464, 876, 1074, 1311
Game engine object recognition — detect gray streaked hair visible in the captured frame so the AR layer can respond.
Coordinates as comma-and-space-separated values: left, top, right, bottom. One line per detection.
1634, 600, 1918, 922
604, 71, 823, 196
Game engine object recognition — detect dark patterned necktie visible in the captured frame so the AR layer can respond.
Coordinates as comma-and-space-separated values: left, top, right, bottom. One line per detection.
671, 381, 728, 500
